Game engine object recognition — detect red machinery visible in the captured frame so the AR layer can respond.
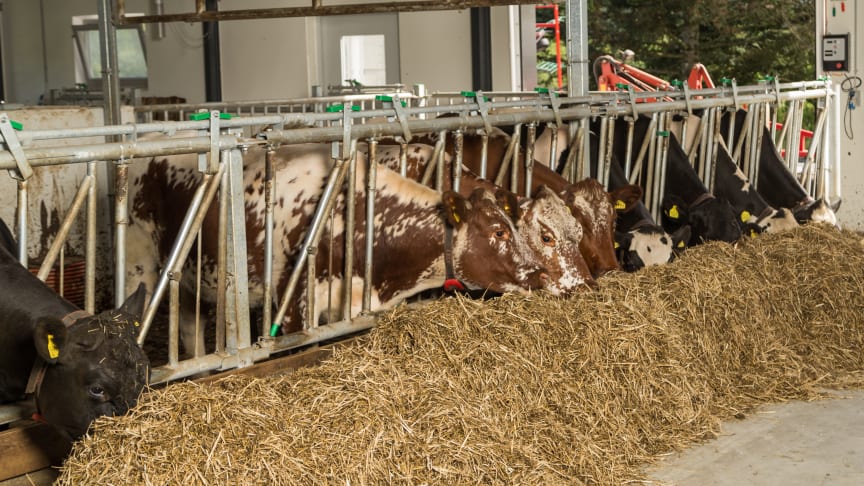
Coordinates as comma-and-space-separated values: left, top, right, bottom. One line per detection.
593, 54, 716, 99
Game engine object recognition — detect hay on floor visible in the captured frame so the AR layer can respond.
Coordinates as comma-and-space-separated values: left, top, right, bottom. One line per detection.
57, 224, 864, 485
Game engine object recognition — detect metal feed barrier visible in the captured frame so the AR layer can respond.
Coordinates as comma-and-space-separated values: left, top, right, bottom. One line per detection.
0, 79, 838, 394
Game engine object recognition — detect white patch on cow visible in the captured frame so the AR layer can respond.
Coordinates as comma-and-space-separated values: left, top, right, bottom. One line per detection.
732, 165, 751, 192
534, 125, 569, 168
809, 201, 838, 226
757, 208, 799, 233
630, 231, 674, 267
124, 219, 161, 301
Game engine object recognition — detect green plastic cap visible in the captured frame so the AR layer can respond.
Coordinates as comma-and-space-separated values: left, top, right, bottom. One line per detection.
269, 323, 281, 337
188, 112, 232, 121
9, 120, 22, 131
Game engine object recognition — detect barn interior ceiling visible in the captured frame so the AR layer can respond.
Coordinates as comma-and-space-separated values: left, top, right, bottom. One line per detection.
115, 0, 543, 24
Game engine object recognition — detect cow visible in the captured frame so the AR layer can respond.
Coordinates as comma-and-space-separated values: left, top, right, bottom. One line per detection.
606, 116, 742, 246
407, 127, 642, 278
0, 219, 149, 440
372, 143, 596, 295
711, 141, 799, 234
126, 141, 550, 355
721, 109, 840, 225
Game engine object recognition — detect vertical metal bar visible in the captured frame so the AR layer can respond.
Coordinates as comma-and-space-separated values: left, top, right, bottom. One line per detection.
708, 109, 723, 193
566, 0, 590, 177
453, 130, 463, 193
596, 117, 609, 186
263, 148, 275, 338
17, 180, 27, 266
342, 147, 357, 321
524, 123, 536, 196
399, 141, 408, 178
656, 115, 670, 220
306, 249, 317, 329
480, 131, 489, 179
508, 126, 522, 193
362, 141, 377, 313
97, 0, 121, 130
168, 275, 180, 366
215, 154, 228, 356
223, 148, 251, 358
493, 124, 519, 187
624, 118, 635, 179
85, 161, 97, 314
114, 162, 128, 307
547, 123, 558, 172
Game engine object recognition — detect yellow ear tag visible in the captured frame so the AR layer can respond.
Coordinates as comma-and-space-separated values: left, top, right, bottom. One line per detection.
668, 205, 680, 219
134, 321, 140, 327
453, 213, 460, 223
614, 241, 620, 249
46, 333, 60, 359
677, 240, 685, 248
614, 200, 626, 210
503, 204, 510, 212
740, 210, 751, 223
750, 229, 758, 238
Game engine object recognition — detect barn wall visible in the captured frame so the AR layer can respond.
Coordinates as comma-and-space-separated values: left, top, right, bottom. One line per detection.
817, 0, 863, 230
398, 10, 472, 92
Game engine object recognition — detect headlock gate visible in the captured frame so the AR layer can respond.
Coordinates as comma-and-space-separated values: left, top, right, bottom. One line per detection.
0, 80, 839, 391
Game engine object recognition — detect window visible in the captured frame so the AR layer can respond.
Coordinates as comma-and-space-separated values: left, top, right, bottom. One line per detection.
340, 34, 386, 86
72, 16, 148, 89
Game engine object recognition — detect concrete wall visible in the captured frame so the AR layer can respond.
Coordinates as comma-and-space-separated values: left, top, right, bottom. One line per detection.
817, 1, 862, 230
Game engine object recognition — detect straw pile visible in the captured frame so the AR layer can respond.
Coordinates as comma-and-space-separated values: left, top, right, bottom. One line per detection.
57, 224, 864, 485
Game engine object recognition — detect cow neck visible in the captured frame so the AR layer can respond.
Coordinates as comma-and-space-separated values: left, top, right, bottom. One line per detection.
25, 309, 93, 409
689, 192, 715, 209
442, 224, 466, 292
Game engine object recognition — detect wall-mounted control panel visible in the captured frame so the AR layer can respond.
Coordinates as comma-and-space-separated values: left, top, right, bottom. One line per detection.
823, 33, 850, 71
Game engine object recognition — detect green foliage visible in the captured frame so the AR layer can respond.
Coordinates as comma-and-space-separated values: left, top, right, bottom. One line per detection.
585, 0, 815, 88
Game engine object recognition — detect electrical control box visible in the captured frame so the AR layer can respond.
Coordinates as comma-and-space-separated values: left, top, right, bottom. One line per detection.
823, 33, 850, 71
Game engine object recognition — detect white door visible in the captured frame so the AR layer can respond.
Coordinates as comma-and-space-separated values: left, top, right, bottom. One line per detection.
320, 13, 400, 91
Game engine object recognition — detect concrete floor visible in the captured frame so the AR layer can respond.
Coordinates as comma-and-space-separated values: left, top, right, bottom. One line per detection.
646, 389, 864, 485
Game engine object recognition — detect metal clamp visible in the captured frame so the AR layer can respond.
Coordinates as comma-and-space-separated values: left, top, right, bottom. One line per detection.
0, 113, 32, 180
390, 96, 413, 142
682, 84, 693, 116
545, 90, 563, 128
473, 90, 494, 134
626, 84, 639, 120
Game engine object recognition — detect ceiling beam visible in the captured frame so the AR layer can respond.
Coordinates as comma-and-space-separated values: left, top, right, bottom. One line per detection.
115, 0, 543, 24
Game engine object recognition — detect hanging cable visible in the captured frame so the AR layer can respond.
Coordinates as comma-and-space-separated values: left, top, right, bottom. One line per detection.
841, 73, 862, 139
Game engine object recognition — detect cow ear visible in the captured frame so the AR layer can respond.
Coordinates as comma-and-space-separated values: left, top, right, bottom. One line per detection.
119, 282, 147, 319
661, 195, 688, 221
609, 185, 643, 213
442, 191, 469, 228
494, 189, 520, 221
614, 230, 633, 250
671, 225, 691, 250
33, 318, 68, 364
827, 197, 842, 213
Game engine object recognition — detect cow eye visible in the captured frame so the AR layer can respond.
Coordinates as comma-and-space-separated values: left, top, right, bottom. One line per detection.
494, 229, 509, 240
89, 385, 105, 399
541, 232, 555, 246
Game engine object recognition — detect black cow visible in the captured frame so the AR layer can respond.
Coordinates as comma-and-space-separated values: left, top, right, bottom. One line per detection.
0, 219, 149, 440
721, 109, 840, 225
609, 116, 742, 246
711, 142, 799, 234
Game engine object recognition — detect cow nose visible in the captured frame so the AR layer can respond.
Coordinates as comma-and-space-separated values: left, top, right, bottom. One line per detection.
539, 272, 550, 283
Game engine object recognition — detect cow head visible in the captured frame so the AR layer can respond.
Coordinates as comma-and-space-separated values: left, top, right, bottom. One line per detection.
518, 186, 596, 296
661, 195, 742, 245
792, 198, 841, 227
562, 179, 641, 278
615, 225, 691, 272
750, 207, 799, 234
33, 285, 149, 440
443, 188, 549, 294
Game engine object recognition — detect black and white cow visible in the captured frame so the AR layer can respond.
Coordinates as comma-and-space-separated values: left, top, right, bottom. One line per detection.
721, 109, 840, 225
0, 219, 149, 440
126, 141, 551, 354
711, 142, 799, 234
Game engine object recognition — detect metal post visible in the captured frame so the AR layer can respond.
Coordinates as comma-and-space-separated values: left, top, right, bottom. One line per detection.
16, 181, 27, 266
453, 130, 463, 193
342, 147, 357, 321
524, 123, 536, 196
85, 161, 97, 313
263, 147, 275, 338
362, 141, 377, 313
114, 162, 128, 307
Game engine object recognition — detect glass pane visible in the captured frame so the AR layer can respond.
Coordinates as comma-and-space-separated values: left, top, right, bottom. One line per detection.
340, 34, 386, 86
84, 29, 147, 79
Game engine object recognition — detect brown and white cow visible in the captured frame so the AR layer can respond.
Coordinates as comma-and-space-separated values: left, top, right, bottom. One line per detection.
390, 128, 641, 279
126, 141, 550, 353
372, 143, 596, 295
